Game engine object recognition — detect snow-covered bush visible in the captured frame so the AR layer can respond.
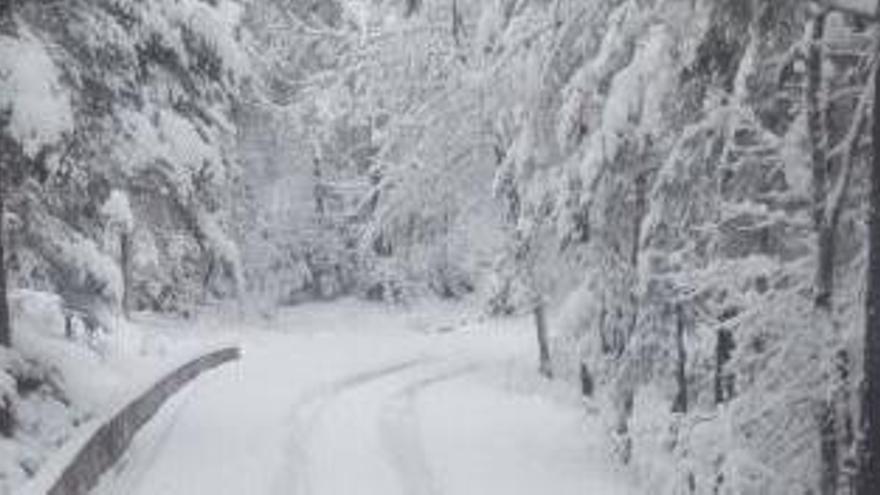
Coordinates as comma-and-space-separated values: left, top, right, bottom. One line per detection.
1, 0, 248, 318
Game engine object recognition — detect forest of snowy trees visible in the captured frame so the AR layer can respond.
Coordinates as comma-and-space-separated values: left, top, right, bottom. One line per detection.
3, 0, 880, 494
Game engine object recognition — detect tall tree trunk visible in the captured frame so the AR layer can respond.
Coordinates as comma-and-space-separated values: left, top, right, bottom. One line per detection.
808, 12, 834, 310
807, 13, 848, 491
821, 400, 840, 495
313, 155, 325, 218
580, 362, 594, 398
715, 328, 735, 405
451, 0, 464, 46
0, 0, 9, 350
0, 188, 9, 348
0, 0, 10, 32
120, 232, 132, 318
672, 303, 688, 414
534, 302, 553, 378
856, 51, 880, 495
817, 227, 836, 309
835, 348, 857, 494
404, 0, 421, 18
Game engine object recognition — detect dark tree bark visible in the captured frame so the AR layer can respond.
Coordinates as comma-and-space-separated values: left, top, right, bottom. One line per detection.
0, 396, 11, 438
580, 362, 594, 398
631, 172, 648, 268
615, 389, 634, 464
856, 48, 880, 495
120, 232, 132, 318
0, 185, 9, 349
0, 0, 9, 350
451, 0, 464, 46
404, 0, 421, 18
313, 156, 325, 217
834, 348, 857, 493
807, 13, 849, 490
0, 0, 9, 24
715, 328, 735, 405
672, 304, 687, 414
807, 12, 834, 310
820, 401, 840, 495
534, 302, 553, 378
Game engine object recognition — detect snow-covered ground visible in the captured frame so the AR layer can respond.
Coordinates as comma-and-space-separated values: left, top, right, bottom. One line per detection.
2, 291, 239, 495
87, 300, 634, 495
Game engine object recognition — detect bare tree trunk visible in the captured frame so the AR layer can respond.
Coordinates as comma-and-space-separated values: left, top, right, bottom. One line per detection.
856, 52, 880, 495
404, 0, 421, 18
0, 134, 16, 436
0, 0, 10, 31
835, 348, 857, 494
821, 400, 840, 495
0, 0, 9, 350
451, 0, 464, 46
580, 362, 593, 398
672, 303, 687, 414
631, 172, 648, 268
0, 189, 9, 349
534, 302, 553, 378
120, 232, 132, 318
808, 12, 834, 310
807, 14, 847, 491
313, 155, 325, 218
817, 227, 836, 309
715, 328, 735, 405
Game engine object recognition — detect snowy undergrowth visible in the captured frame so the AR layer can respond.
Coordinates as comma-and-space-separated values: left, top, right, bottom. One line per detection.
0, 291, 237, 494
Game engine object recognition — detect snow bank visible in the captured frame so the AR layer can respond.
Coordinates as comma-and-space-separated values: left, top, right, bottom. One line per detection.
0, 290, 240, 495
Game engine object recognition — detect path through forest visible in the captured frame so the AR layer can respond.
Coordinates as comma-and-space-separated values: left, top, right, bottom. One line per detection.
91, 303, 634, 495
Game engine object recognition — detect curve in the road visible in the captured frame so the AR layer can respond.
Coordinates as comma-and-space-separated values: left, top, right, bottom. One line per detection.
272, 357, 436, 495
378, 363, 481, 495
274, 357, 481, 495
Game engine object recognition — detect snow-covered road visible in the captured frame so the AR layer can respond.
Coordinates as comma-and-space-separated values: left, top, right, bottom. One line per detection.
92, 303, 634, 495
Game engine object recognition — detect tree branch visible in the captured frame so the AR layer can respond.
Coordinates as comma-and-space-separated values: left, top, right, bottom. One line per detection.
816, 0, 880, 21
828, 56, 877, 225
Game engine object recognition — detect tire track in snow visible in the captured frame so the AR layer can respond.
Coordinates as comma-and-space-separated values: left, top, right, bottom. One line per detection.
378, 363, 481, 495
275, 356, 479, 495
291, 358, 431, 409
273, 357, 435, 495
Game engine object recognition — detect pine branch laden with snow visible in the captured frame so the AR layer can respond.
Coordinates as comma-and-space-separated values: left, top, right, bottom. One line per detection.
0, 0, 249, 318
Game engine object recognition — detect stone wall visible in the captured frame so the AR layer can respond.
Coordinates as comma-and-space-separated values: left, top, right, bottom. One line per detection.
46, 347, 240, 495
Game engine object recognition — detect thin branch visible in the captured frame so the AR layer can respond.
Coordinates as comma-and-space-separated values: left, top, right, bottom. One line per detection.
828, 56, 877, 225
815, 0, 880, 21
